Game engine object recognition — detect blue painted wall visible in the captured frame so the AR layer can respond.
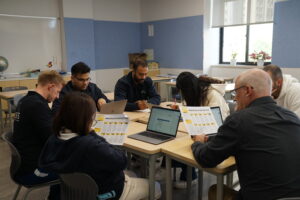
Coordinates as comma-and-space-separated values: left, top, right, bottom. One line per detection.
64, 18, 96, 71
141, 16, 203, 69
64, 15, 204, 70
272, 0, 300, 68
94, 21, 141, 69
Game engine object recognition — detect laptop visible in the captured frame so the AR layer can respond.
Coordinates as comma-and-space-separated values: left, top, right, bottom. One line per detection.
128, 107, 181, 145
209, 106, 223, 136
99, 100, 127, 114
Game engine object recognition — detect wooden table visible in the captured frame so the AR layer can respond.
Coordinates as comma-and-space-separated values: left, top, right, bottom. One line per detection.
0, 90, 28, 131
124, 121, 189, 200
161, 137, 236, 200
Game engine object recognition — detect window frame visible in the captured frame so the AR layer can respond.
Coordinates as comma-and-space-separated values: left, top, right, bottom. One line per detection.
219, 25, 272, 66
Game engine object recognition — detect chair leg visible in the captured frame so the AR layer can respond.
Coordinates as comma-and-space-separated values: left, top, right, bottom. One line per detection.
12, 185, 21, 200
4, 113, 8, 126
22, 188, 34, 200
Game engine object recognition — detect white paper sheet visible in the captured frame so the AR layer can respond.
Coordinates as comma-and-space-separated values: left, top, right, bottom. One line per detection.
180, 106, 219, 135
93, 114, 129, 145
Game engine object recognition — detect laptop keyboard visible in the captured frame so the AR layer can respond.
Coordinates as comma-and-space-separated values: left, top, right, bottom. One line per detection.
139, 131, 171, 140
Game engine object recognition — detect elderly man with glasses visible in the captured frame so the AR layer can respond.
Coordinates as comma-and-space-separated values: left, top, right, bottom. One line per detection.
53, 62, 110, 113
192, 69, 300, 200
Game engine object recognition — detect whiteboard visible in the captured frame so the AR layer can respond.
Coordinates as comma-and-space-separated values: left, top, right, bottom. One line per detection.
0, 15, 62, 73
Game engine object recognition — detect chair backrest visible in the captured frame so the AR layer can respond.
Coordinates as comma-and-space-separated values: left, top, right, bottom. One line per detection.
60, 173, 99, 200
1, 131, 22, 181
13, 93, 26, 107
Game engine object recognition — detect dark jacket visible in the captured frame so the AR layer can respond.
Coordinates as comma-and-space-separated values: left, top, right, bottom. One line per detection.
39, 131, 127, 199
53, 81, 110, 113
192, 96, 300, 200
12, 91, 54, 176
114, 71, 161, 111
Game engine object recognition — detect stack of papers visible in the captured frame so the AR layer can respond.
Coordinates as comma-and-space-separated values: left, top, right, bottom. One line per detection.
93, 114, 129, 145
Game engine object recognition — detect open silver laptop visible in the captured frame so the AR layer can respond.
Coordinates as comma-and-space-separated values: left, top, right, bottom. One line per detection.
209, 106, 223, 136
99, 100, 127, 114
128, 107, 181, 145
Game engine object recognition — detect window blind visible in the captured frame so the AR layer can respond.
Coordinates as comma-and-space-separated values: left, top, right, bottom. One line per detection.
212, 0, 275, 27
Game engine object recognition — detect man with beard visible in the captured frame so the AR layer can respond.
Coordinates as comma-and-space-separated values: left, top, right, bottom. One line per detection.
192, 69, 300, 200
114, 58, 161, 111
263, 64, 300, 117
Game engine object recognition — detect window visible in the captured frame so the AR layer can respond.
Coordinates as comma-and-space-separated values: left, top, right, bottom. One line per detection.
220, 23, 273, 64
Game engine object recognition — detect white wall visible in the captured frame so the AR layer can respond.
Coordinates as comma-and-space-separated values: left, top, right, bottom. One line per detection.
62, 0, 93, 19
94, 68, 126, 92
140, 0, 203, 22
203, 0, 219, 74
0, 0, 59, 17
93, 0, 140, 22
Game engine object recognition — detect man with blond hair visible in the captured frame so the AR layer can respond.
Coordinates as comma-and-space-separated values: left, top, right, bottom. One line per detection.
12, 70, 64, 200
192, 69, 300, 200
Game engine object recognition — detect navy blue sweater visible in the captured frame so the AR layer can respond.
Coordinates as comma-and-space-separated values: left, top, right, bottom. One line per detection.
53, 81, 110, 113
114, 71, 161, 111
39, 131, 127, 199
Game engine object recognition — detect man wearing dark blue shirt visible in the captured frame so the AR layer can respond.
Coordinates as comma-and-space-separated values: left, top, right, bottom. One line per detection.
114, 58, 161, 111
53, 62, 109, 113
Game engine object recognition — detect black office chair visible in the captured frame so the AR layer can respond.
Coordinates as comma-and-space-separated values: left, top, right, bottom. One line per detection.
60, 173, 99, 200
2, 131, 60, 200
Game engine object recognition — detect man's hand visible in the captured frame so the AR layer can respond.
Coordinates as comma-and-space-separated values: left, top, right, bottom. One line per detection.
136, 100, 148, 110
97, 98, 107, 110
192, 134, 208, 143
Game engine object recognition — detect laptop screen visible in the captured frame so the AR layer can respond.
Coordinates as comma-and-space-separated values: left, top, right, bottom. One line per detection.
210, 106, 223, 127
147, 107, 181, 136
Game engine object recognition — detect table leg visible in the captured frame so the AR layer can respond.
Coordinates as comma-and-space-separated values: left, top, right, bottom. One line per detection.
149, 155, 156, 200
187, 166, 192, 198
226, 172, 233, 188
216, 175, 224, 200
0, 99, 3, 132
166, 156, 172, 200
198, 170, 203, 200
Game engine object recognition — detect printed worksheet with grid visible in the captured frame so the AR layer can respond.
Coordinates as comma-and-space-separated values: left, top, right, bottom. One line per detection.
93, 114, 129, 145
180, 106, 219, 135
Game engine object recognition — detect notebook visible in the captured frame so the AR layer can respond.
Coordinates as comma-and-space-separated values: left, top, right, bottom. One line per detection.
128, 107, 181, 145
99, 100, 127, 114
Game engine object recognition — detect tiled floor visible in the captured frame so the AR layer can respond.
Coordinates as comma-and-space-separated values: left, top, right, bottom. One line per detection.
0, 129, 220, 200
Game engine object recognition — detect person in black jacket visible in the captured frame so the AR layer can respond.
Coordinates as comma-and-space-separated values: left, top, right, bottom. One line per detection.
40, 92, 161, 200
52, 62, 110, 113
114, 58, 161, 111
192, 69, 300, 200
12, 71, 65, 200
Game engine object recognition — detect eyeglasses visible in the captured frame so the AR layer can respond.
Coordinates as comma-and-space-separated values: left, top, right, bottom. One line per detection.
75, 77, 91, 82
230, 86, 247, 97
